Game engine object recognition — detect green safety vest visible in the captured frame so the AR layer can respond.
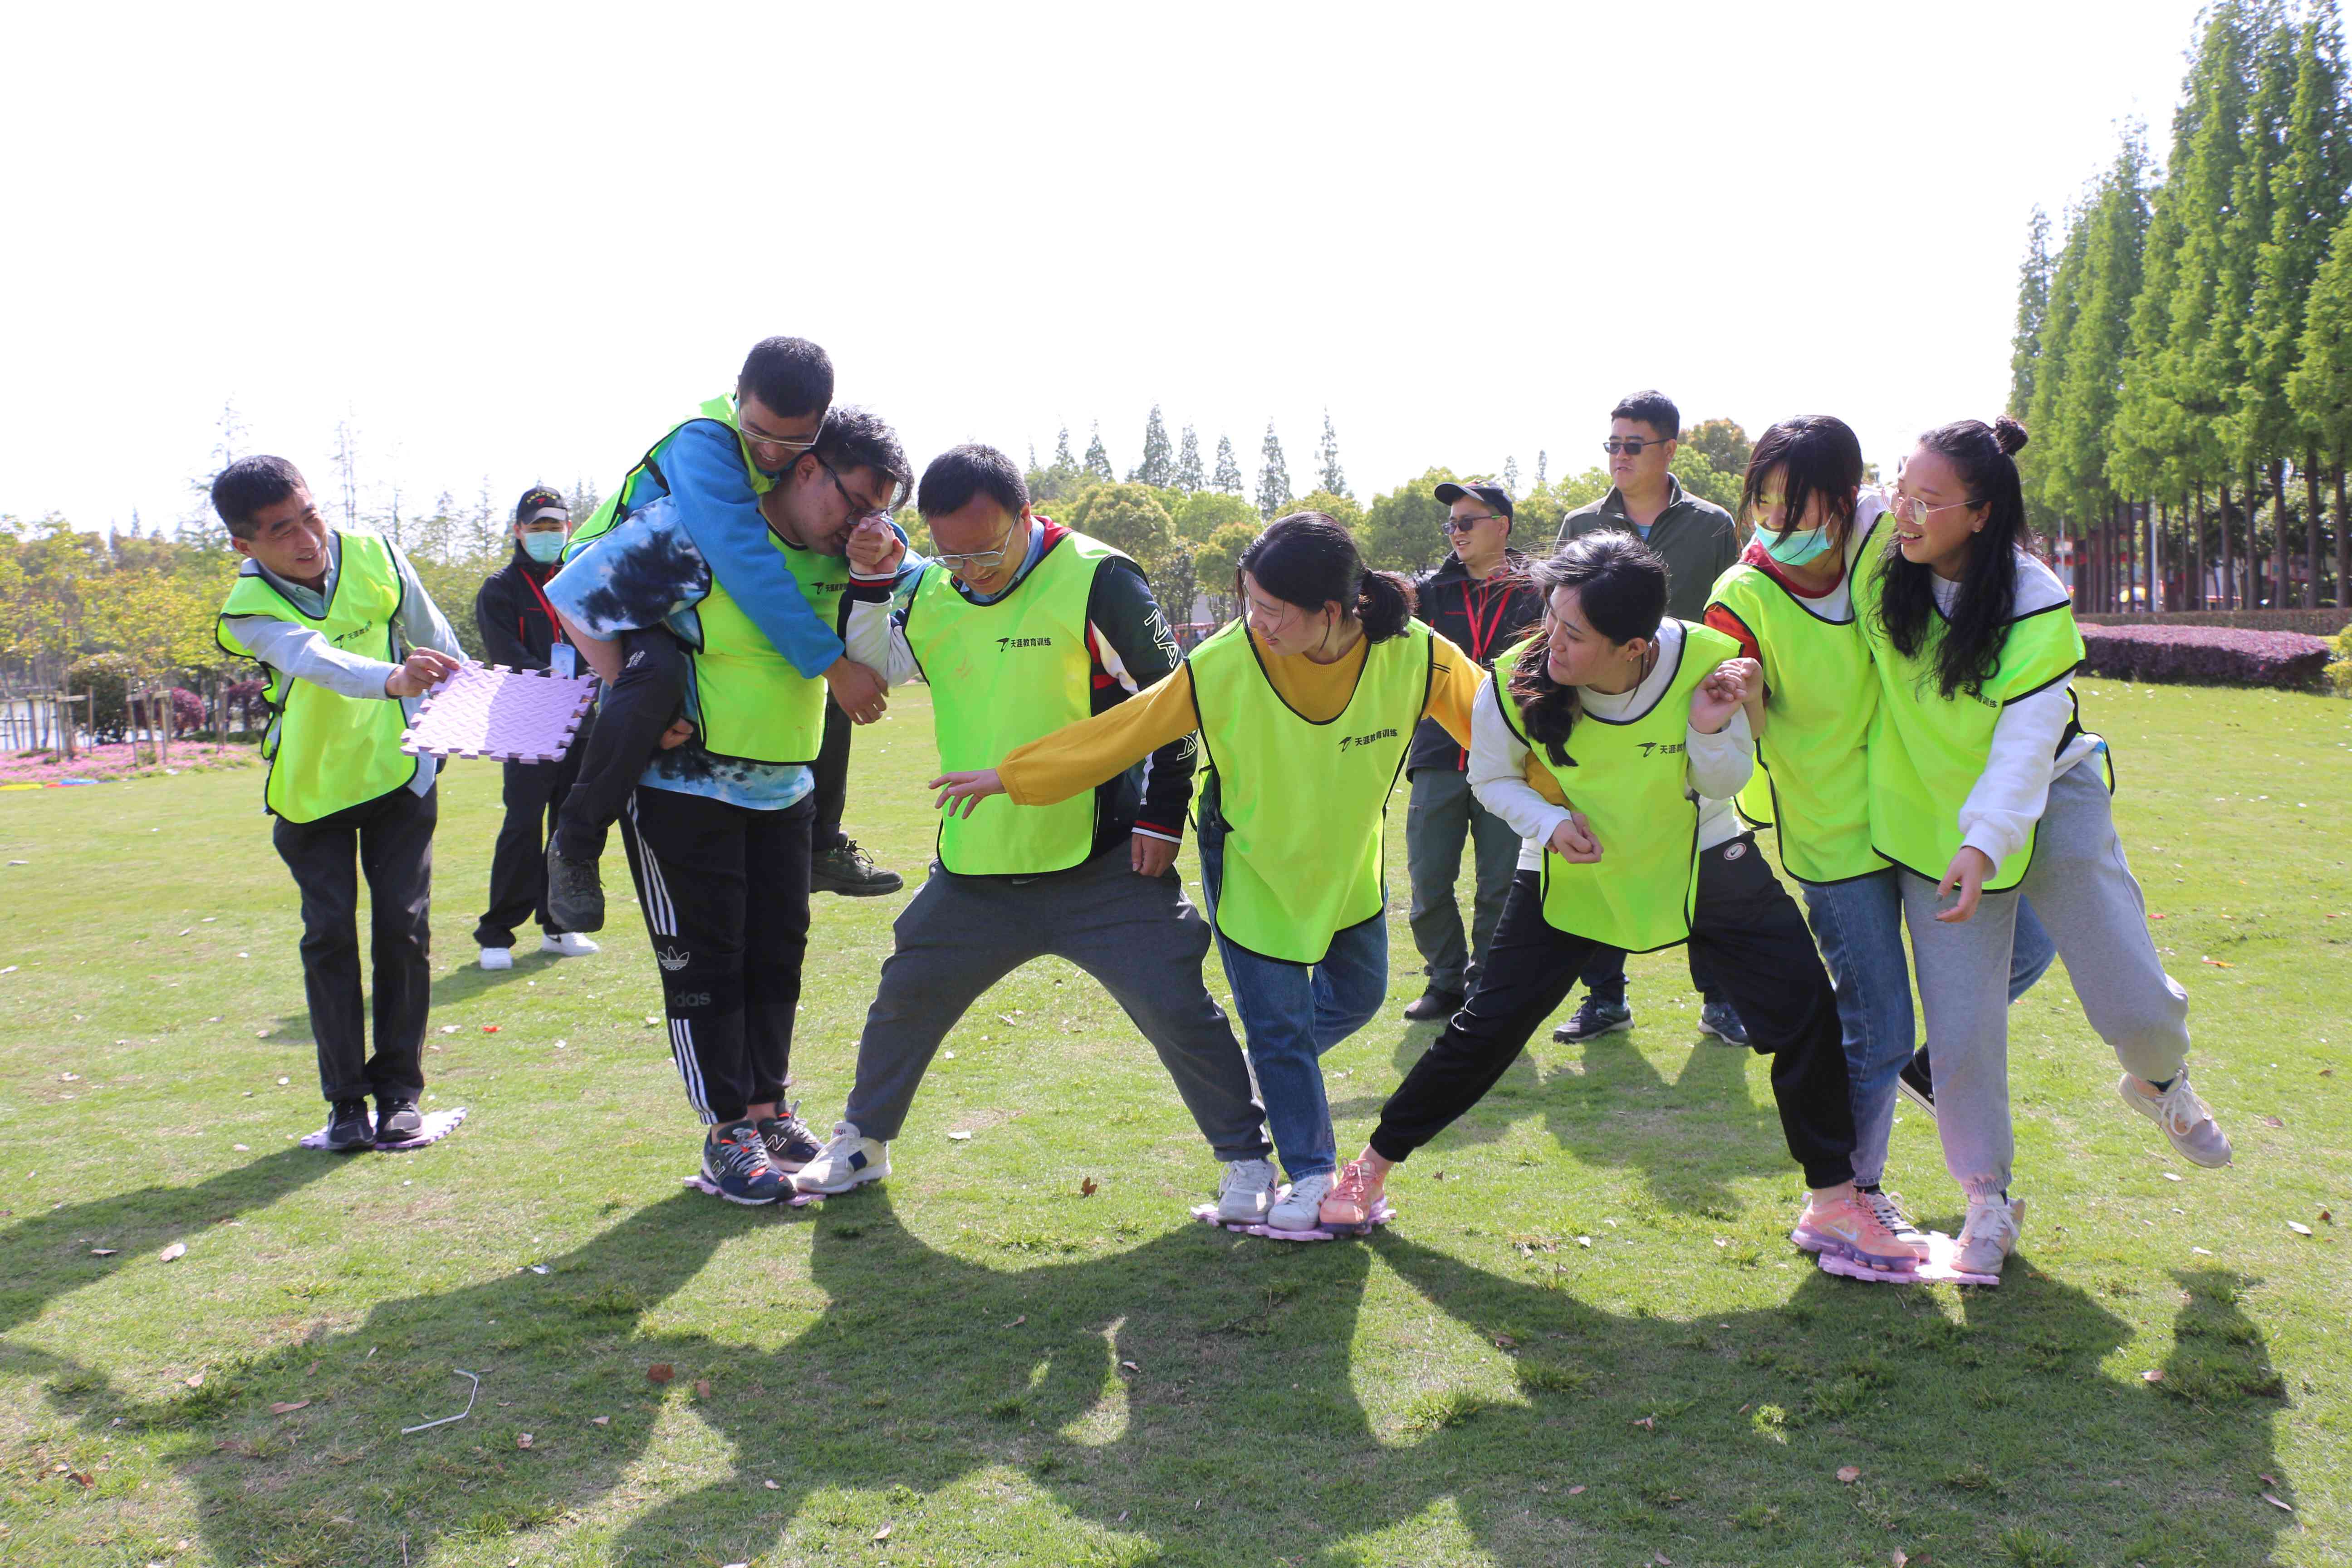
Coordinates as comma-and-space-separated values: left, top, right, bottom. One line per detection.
567, 393, 827, 765
1189, 617, 1433, 964
1493, 622, 1740, 953
903, 532, 1127, 876
215, 530, 419, 823
1859, 548, 2098, 892
1705, 559, 1881, 884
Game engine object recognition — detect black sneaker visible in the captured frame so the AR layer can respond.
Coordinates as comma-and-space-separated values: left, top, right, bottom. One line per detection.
757, 1104, 825, 1174
375, 1098, 424, 1144
545, 840, 606, 932
699, 1121, 784, 1205
809, 838, 903, 897
325, 1099, 374, 1152
1402, 987, 1464, 1022
1696, 1000, 1752, 1048
1897, 1047, 1936, 1118
1552, 998, 1633, 1044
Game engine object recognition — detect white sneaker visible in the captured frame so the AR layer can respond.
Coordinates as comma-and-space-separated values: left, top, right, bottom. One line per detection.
2117, 1070, 2233, 1168
541, 932, 600, 957
477, 946, 513, 971
1215, 1158, 1277, 1222
1267, 1171, 1336, 1232
1955, 1194, 2027, 1277
791, 1121, 890, 1195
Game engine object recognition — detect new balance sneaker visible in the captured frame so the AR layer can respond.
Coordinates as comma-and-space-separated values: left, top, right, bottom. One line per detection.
374, 1098, 424, 1143
544, 841, 605, 932
1401, 987, 1464, 1023
1896, 1047, 1936, 1118
1267, 1171, 1336, 1233
809, 839, 904, 898
1955, 1193, 2027, 1277
757, 1105, 825, 1174
2117, 1070, 2234, 1168
1790, 1190, 1926, 1274
1696, 1000, 1751, 1047
699, 1120, 784, 1205
324, 1099, 374, 1152
540, 932, 599, 958
1551, 997, 1633, 1044
1318, 1159, 1388, 1237
1215, 1157, 1277, 1222
478, 946, 514, 972
1856, 1186, 1932, 1253
792, 1122, 891, 1195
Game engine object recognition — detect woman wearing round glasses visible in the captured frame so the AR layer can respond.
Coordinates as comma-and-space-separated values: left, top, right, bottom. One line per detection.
928, 513, 1487, 1231
1857, 416, 2234, 1278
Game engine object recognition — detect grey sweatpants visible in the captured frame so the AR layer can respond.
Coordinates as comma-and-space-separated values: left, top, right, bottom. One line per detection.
1903, 759, 2190, 1201
840, 844, 1273, 1161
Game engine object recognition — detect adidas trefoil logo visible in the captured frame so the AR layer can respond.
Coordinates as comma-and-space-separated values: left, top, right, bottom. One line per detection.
657, 944, 691, 972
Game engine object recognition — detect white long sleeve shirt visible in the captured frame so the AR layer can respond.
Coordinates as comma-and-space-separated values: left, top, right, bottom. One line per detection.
1935, 552, 2102, 867
1467, 619, 1756, 871
220, 534, 464, 798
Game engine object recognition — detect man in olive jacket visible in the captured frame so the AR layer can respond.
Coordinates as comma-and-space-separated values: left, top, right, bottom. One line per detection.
1551, 389, 1748, 1048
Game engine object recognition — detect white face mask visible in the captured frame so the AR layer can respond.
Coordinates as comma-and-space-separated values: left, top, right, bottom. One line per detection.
521, 531, 566, 564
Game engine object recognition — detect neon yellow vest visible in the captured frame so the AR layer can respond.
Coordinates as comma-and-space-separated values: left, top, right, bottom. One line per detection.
1493, 622, 1739, 952
687, 534, 837, 765
566, 394, 769, 557
215, 530, 419, 823
904, 532, 1127, 876
1705, 559, 1881, 884
1860, 554, 2094, 892
1189, 618, 1433, 963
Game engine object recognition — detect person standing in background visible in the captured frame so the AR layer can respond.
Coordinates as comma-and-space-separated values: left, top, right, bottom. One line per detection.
471, 486, 600, 971
1552, 390, 1746, 1047
1398, 477, 1541, 1021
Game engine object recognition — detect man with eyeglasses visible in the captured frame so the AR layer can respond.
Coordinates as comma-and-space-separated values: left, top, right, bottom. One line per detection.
1398, 478, 1542, 1021
1552, 389, 1748, 1048
791, 445, 1276, 1217
543, 405, 919, 1204
541, 338, 904, 938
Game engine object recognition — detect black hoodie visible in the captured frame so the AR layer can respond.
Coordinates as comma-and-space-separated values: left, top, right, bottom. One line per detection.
1406, 547, 1542, 774
474, 540, 571, 671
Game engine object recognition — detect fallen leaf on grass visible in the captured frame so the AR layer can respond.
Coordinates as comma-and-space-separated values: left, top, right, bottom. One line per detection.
2263, 1493, 2294, 1512
304, 1362, 318, 1376
1567, 1484, 1586, 1495
1575, 1235, 1592, 1248
591, 1416, 609, 1426
159, 1243, 186, 1262
2142, 1369, 2165, 1382
2287, 1221, 2313, 1236
69, 1470, 92, 1489
184, 1373, 204, 1388
1837, 1465, 1862, 1483
1010, 1315, 1026, 1327
873, 1524, 893, 1542
645, 1363, 674, 1385
694, 1380, 712, 1398
2321, 1209, 2334, 1224
270, 1400, 309, 1415
275, 1076, 289, 1085
2261, 1472, 2279, 1485
515, 1434, 532, 1449
2260, 1114, 2283, 1128
948, 1130, 972, 1141
2163, 1171, 2182, 1182
1121, 1360, 1141, 1373
1492, 1333, 1518, 1350
1631, 1416, 1654, 1430
1079, 1177, 1098, 1197
763, 1478, 778, 1489
440, 1025, 459, 1035
481, 1025, 499, 1034
90, 1248, 117, 1257
2192, 1246, 2214, 1255
59, 1072, 80, 1083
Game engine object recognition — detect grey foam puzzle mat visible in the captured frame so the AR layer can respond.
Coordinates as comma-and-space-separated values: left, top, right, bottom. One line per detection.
402, 662, 597, 765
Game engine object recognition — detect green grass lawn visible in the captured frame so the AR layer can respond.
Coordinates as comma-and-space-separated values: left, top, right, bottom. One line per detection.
2, 679, 2347, 1568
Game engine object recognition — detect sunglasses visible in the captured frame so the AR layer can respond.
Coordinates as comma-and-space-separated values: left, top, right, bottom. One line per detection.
1441, 514, 1505, 533
1601, 437, 1667, 456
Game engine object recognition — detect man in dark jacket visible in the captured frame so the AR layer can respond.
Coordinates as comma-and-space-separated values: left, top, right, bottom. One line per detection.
1400, 478, 1543, 1020
471, 486, 599, 970
1552, 389, 1747, 1047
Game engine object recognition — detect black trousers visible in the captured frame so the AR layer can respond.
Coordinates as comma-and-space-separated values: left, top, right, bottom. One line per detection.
1370, 838, 1857, 1189
554, 629, 686, 863
1578, 936, 1723, 1005
811, 692, 850, 853
618, 785, 813, 1126
473, 749, 582, 948
270, 782, 436, 1105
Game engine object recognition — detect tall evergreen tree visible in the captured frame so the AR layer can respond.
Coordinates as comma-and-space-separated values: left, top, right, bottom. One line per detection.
2022, 195, 2093, 529
2008, 207, 2055, 420
2290, 205, 2352, 606
1133, 405, 1174, 487
1212, 434, 1245, 496
1503, 456, 1521, 495
1535, 451, 1548, 488
2047, 136, 2152, 531
1257, 421, 1293, 520
1174, 426, 1205, 492
1316, 410, 1349, 497
1083, 422, 1116, 483
1054, 426, 1077, 469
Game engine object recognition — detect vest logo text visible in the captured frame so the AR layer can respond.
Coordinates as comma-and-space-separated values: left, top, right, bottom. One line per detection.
997, 636, 1054, 650
1338, 728, 1399, 752
1635, 740, 1688, 758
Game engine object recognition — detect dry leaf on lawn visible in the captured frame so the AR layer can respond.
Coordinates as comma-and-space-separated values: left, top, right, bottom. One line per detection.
591, 1416, 609, 1426
1632, 1415, 1654, 1429
184, 1373, 204, 1388
646, 1363, 675, 1385
2287, 1220, 2313, 1235
159, 1242, 186, 1262
2263, 1493, 2294, 1512
90, 1248, 117, 1257
269, 1401, 309, 1415
1079, 1177, 1098, 1197
515, 1434, 532, 1450
1837, 1465, 1862, 1483
695, 1380, 712, 1398
873, 1524, 893, 1542
1567, 1484, 1586, 1495
764, 1479, 779, 1490
2142, 1369, 2165, 1382
2260, 1114, 2283, 1128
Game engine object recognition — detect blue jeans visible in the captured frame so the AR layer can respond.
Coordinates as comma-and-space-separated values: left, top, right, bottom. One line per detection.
1798, 867, 2055, 1188
1199, 817, 1389, 1182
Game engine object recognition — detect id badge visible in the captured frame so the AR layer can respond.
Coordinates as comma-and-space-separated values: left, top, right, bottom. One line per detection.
550, 644, 578, 680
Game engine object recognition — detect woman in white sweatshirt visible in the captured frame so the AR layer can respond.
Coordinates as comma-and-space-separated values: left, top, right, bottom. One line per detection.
1862, 415, 2234, 1278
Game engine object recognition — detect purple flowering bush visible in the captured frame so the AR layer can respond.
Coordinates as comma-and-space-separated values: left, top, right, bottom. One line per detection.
2080, 624, 2332, 688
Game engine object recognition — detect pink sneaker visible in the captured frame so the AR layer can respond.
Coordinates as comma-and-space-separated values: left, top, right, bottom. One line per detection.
1792, 1191, 1926, 1276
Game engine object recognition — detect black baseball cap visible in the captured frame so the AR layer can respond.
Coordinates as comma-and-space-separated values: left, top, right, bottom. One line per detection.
514, 485, 568, 526
1433, 479, 1513, 521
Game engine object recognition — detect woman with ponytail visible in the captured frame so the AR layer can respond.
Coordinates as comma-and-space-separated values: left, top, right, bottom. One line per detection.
1861, 416, 2234, 1279
1319, 531, 1921, 1279
1702, 416, 2057, 1259
931, 512, 1489, 1230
